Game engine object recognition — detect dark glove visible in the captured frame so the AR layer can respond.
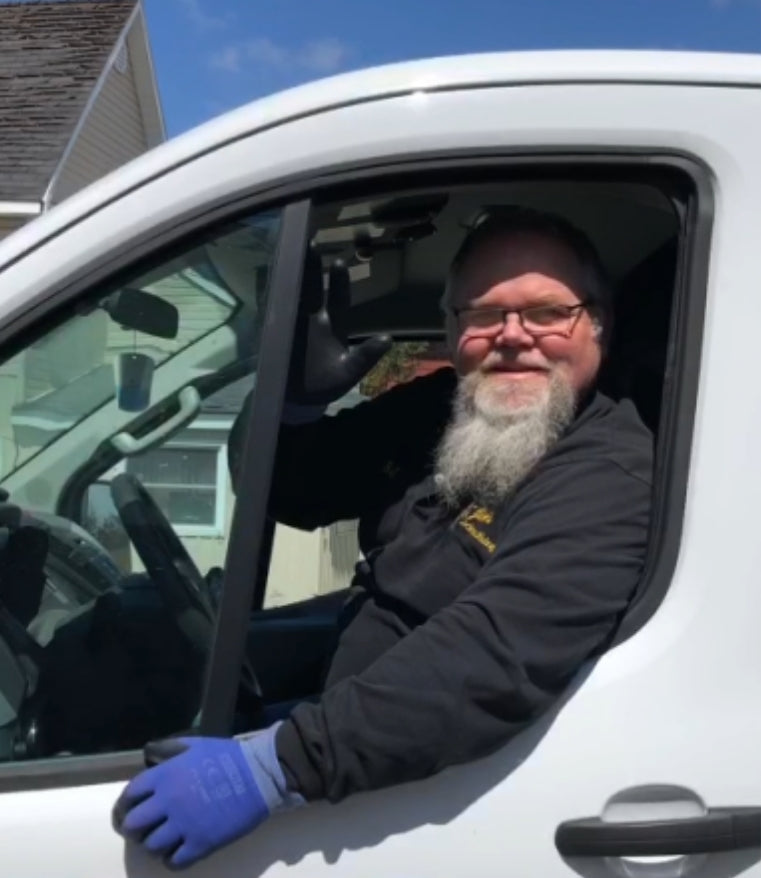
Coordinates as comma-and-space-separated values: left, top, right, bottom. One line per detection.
286, 250, 391, 406
112, 725, 304, 869
0, 509, 46, 626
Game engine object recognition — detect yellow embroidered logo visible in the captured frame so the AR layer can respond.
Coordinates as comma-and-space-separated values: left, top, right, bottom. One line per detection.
457, 505, 496, 553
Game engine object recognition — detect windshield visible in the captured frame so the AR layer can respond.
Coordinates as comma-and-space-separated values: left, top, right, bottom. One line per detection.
0, 213, 278, 485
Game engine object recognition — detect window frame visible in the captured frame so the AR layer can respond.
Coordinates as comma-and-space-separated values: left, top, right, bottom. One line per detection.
0, 149, 712, 793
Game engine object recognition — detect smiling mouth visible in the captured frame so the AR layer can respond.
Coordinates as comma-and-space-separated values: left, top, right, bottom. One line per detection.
486, 366, 548, 375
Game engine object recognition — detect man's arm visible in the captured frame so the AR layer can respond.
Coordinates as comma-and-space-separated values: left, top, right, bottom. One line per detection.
275, 455, 651, 801
268, 368, 456, 531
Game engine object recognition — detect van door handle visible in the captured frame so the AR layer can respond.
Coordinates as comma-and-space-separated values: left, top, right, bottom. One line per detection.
555, 808, 761, 857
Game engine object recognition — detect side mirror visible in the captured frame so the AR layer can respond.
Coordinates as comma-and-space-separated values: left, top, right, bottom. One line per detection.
102, 288, 179, 340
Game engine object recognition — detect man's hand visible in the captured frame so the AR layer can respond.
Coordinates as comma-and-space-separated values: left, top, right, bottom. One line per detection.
112, 726, 303, 870
286, 252, 391, 406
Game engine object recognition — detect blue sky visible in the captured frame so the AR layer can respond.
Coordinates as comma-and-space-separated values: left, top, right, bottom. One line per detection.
143, 0, 761, 136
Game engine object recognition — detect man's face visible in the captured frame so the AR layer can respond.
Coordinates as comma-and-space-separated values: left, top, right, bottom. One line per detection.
446, 231, 603, 413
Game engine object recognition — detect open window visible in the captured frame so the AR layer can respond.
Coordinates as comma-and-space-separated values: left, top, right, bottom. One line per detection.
247, 162, 701, 720
0, 156, 707, 784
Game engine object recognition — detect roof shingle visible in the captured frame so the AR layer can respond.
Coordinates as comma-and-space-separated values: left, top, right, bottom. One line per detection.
0, 0, 136, 201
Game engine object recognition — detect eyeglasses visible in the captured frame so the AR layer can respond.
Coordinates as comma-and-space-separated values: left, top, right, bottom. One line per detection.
451, 302, 589, 338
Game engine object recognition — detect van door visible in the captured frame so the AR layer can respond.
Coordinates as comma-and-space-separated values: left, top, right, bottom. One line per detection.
0, 74, 760, 878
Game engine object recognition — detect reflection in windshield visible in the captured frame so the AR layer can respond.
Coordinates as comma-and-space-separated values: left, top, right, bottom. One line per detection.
0, 209, 280, 494
0, 257, 234, 482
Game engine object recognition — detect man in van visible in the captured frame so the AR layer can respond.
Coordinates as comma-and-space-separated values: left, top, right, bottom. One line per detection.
112, 207, 653, 869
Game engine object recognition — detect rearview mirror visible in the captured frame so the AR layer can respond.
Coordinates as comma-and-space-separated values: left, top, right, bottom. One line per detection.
102, 288, 179, 339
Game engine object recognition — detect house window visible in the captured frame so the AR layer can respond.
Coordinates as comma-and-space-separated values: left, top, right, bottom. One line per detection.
125, 444, 227, 536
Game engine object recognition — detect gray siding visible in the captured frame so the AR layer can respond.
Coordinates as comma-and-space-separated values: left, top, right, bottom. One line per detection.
49, 43, 148, 205
127, 11, 165, 148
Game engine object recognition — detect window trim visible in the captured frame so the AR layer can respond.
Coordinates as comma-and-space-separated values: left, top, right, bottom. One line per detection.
0, 149, 713, 791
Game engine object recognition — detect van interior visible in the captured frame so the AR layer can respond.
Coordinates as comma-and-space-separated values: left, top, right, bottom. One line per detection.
0, 165, 687, 764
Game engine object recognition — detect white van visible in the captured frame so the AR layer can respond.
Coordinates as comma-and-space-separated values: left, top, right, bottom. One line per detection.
0, 49, 759, 878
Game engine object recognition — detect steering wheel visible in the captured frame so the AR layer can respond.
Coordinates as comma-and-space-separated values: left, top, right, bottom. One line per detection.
110, 473, 262, 705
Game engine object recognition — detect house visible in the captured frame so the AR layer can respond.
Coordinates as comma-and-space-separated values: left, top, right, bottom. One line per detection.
0, 0, 164, 240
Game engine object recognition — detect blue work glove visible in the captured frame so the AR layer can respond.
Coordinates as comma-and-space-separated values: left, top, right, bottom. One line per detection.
112, 724, 304, 870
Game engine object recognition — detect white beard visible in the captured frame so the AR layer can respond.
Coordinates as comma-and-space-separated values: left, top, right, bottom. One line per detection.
434, 368, 576, 510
